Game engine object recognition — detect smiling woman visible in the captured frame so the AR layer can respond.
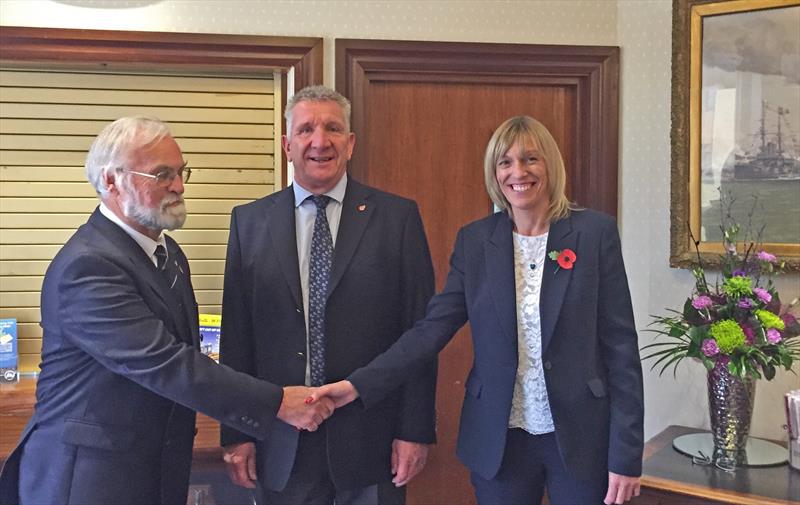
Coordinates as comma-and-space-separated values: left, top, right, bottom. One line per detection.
312, 115, 645, 505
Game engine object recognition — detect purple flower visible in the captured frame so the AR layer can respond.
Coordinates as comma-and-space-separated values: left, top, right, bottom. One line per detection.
740, 323, 755, 344
692, 295, 713, 310
737, 298, 754, 309
766, 328, 782, 344
757, 251, 777, 263
701, 339, 720, 357
732, 269, 748, 277
753, 287, 771, 304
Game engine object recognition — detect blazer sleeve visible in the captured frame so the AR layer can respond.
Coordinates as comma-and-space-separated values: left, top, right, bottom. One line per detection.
597, 219, 644, 477
56, 249, 283, 441
393, 203, 438, 444
218, 208, 265, 447
350, 227, 470, 409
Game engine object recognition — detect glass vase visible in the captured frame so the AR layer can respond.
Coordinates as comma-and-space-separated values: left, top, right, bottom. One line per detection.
707, 359, 756, 468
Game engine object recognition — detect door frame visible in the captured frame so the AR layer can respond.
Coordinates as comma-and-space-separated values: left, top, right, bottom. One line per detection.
0, 26, 324, 186
336, 38, 620, 217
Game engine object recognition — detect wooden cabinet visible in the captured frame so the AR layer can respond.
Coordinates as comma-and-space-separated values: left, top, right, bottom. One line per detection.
0, 377, 249, 505
634, 426, 798, 505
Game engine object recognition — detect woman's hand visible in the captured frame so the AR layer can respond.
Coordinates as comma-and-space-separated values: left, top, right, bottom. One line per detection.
307, 380, 359, 408
604, 472, 640, 504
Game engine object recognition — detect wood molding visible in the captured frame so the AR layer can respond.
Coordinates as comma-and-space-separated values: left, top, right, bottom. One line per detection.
0, 26, 323, 90
0, 26, 322, 188
336, 38, 620, 216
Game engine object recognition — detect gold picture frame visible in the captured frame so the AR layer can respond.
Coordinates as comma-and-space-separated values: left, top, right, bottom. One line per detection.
670, 0, 800, 270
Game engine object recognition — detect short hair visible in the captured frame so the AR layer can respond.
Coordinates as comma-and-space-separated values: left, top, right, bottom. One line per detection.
284, 85, 351, 137
85, 116, 173, 197
483, 116, 574, 222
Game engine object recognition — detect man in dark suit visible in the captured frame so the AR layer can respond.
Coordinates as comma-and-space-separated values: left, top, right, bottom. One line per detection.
0, 117, 333, 505
220, 86, 437, 505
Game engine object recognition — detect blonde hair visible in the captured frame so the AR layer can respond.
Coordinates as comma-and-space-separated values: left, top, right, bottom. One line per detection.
483, 116, 574, 222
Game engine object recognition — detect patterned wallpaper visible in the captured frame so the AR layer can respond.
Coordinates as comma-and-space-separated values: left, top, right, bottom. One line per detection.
2, 0, 797, 441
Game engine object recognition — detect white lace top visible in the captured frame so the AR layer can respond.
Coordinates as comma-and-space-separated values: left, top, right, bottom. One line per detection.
508, 231, 555, 435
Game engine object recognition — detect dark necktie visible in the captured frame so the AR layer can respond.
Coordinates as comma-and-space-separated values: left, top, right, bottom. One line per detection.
154, 244, 179, 290
308, 195, 333, 386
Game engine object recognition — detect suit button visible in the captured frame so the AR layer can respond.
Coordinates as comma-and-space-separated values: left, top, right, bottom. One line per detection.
253, 421, 260, 428
296, 307, 302, 313
543, 361, 552, 370
241, 416, 248, 422
297, 352, 305, 360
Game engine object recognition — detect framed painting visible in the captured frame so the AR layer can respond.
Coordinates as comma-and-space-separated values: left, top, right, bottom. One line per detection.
670, 0, 800, 270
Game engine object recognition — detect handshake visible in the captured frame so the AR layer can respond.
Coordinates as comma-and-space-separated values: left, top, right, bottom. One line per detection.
277, 380, 359, 431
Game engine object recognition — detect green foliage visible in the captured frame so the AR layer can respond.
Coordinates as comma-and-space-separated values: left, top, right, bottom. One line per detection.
642, 192, 799, 381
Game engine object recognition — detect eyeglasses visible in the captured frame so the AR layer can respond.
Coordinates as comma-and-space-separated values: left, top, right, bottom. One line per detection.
123, 166, 191, 186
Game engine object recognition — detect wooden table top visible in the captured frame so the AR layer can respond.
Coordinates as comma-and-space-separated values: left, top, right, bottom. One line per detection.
0, 376, 223, 464
637, 425, 797, 505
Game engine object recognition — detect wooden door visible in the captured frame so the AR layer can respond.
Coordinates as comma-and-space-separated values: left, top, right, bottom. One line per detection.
337, 39, 619, 505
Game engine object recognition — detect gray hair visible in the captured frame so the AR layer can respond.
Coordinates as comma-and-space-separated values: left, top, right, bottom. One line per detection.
85, 116, 172, 197
284, 85, 351, 137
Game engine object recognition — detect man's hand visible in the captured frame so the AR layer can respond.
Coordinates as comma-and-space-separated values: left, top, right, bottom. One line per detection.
307, 380, 359, 408
278, 385, 335, 431
604, 471, 640, 504
223, 442, 257, 489
391, 440, 428, 487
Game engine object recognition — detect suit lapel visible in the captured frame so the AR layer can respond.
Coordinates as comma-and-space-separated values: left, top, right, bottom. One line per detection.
327, 179, 373, 299
165, 238, 198, 346
89, 209, 188, 339
485, 213, 518, 347
89, 210, 171, 306
540, 215, 579, 353
267, 188, 303, 310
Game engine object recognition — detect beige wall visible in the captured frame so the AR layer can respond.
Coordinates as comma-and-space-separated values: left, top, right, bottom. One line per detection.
2, 0, 797, 442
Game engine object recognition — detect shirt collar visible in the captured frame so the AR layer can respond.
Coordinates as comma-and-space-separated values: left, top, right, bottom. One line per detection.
99, 202, 167, 260
293, 173, 348, 208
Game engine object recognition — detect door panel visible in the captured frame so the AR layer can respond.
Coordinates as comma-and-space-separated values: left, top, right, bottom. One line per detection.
338, 39, 618, 505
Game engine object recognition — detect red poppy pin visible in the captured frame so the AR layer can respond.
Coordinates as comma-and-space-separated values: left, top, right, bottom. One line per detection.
548, 248, 577, 273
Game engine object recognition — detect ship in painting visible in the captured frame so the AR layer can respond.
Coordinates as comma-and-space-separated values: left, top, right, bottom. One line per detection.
721, 100, 800, 181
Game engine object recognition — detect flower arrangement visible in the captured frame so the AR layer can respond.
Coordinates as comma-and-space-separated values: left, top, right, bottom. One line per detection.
643, 201, 800, 381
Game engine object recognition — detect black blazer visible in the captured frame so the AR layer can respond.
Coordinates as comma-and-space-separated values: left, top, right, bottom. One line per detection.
0, 209, 283, 505
220, 178, 437, 492
350, 209, 644, 482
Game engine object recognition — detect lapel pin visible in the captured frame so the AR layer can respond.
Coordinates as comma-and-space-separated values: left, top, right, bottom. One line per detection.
357, 204, 366, 212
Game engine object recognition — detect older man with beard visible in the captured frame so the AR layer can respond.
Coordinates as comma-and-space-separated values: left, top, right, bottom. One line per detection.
0, 117, 334, 505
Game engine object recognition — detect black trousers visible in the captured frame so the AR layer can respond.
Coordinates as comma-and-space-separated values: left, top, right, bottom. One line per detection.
470, 429, 607, 505
262, 425, 405, 505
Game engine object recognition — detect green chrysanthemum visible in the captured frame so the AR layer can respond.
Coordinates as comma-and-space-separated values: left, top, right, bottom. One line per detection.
722, 276, 752, 298
708, 319, 746, 354
755, 309, 785, 331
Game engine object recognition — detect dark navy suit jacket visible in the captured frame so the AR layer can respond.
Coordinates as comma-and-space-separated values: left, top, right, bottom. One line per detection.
220, 178, 437, 492
0, 209, 283, 505
350, 209, 644, 483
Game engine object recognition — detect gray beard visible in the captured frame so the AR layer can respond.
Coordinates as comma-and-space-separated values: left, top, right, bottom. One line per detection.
120, 184, 186, 231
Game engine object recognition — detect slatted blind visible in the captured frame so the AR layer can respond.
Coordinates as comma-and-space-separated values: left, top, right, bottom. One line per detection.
0, 69, 280, 371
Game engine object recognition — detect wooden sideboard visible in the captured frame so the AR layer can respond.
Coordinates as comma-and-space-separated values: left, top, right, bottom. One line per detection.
0, 376, 248, 505
633, 425, 798, 505
4, 378, 798, 505
0, 376, 223, 463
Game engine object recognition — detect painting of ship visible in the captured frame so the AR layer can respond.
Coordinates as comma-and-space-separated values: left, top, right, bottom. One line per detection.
722, 100, 800, 181
706, 100, 800, 245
